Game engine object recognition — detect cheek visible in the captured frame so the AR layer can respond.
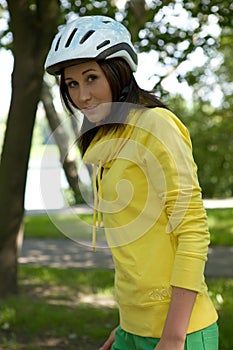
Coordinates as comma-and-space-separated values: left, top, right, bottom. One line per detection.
102, 84, 112, 103
68, 90, 79, 107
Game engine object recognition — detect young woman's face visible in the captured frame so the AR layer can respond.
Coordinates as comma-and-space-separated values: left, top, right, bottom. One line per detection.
64, 61, 112, 124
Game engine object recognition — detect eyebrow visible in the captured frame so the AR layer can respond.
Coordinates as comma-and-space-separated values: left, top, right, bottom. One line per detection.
82, 68, 97, 75
64, 68, 97, 81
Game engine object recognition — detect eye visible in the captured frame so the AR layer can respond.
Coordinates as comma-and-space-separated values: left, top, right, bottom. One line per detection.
66, 80, 78, 89
87, 74, 98, 82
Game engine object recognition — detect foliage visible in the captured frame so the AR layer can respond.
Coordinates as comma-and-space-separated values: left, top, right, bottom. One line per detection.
168, 95, 233, 198
184, 0, 233, 101
0, 0, 231, 92
207, 209, 233, 246
191, 107, 232, 198
190, 108, 233, 198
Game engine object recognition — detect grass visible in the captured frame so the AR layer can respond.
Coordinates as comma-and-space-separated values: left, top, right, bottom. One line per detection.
0, 267, 117, 350
0, 267, 232, 349
24, 214, 94, 239
19, 206, 233, 348
24, 208, 233, 246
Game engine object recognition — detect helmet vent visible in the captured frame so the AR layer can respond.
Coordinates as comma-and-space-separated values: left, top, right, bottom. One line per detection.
102, 20, 111, 24
80, 30, 95, 44
65, 28, 78, 48
97, 40, 110, 50
54, 36, 61, 51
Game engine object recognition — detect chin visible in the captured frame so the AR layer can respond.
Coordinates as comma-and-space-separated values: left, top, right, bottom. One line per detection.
86, 114, 107, 125
86, 117, 102, 124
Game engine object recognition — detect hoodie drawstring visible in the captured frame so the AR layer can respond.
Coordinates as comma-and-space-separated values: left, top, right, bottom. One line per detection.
92, 161, 103, 251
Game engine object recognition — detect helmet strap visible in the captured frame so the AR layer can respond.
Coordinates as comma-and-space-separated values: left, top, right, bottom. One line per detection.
119, 84, 131, 102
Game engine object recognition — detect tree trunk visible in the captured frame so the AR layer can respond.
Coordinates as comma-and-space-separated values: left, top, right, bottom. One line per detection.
127, 0, 147, 43
41, 81, 81, 201
0, 0, 59, 297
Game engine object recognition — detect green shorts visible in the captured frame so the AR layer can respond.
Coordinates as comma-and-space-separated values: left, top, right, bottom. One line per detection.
111, 322, 218, 350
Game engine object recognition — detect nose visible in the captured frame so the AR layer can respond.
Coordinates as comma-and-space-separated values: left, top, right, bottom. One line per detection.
78, 84, 91, 103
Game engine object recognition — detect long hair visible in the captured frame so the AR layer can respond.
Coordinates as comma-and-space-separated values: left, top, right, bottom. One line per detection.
60, 58, 168, 156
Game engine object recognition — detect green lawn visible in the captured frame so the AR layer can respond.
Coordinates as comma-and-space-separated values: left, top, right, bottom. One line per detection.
0, 267, 117, 350
0, 267, 232, 350
24, 208, 233, 246
24, 214, 93, 239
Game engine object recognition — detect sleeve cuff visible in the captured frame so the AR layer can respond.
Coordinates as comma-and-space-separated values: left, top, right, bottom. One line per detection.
170, 254, 206, 292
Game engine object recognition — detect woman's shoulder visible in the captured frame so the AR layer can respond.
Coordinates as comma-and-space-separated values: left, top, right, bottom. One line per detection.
134, 107, 190, 140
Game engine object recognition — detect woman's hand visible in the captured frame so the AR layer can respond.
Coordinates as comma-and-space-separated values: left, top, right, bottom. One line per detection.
99, 326, 118, 350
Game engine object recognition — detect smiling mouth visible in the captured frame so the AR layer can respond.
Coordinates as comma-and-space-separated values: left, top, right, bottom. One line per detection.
82, 105, 98, 112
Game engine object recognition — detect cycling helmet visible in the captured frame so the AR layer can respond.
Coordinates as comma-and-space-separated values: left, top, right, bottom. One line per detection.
45, 15, 138, 75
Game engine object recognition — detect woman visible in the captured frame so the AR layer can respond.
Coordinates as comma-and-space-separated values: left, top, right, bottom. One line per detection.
45, 15, 218, 350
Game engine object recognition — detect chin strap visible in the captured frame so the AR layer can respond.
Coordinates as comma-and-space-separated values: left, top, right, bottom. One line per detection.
119, 84, 131, 102
107, 61, 132, 102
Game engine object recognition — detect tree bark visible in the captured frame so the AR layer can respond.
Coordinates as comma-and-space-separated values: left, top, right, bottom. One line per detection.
127, 0, 147, 43
0, 0, 60, 297
41, 81, 81, 201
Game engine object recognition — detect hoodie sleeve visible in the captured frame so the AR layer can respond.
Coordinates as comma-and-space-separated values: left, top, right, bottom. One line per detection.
138, 108, 210, 292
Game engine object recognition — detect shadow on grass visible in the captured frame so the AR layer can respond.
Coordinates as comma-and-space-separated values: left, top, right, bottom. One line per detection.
0, 301, 117, 349
0, 267, 118, 350
0, 268, 232, 350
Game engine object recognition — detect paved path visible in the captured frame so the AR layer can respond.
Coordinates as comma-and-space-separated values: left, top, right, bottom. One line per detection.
19, 238, 233, 278
22, 201, 233, 277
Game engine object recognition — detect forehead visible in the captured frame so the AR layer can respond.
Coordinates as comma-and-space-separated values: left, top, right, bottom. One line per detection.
64, 60, 101, 77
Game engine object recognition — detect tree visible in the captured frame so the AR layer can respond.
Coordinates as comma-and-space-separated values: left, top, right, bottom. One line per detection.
0, 0, 118, 297
0, 0, 60, 296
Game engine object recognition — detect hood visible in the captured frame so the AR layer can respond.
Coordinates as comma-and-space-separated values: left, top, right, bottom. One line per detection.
82, 108, 142, 250
83, 110, 140, 167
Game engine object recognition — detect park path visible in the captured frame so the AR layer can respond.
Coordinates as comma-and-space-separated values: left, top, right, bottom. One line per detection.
19, 238, 233, 277
20, 199, 233, 277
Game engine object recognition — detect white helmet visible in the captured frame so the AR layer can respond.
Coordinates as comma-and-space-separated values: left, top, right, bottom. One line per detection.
45, 15, 137, 75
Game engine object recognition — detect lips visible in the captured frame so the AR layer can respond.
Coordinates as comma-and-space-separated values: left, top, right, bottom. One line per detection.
82, 105, 98, 113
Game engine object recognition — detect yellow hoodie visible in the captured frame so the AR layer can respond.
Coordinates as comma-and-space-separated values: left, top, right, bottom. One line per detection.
83, 107, 218, 338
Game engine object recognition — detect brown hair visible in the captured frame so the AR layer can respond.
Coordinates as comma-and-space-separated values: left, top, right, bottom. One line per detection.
60, 58, 168, 155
